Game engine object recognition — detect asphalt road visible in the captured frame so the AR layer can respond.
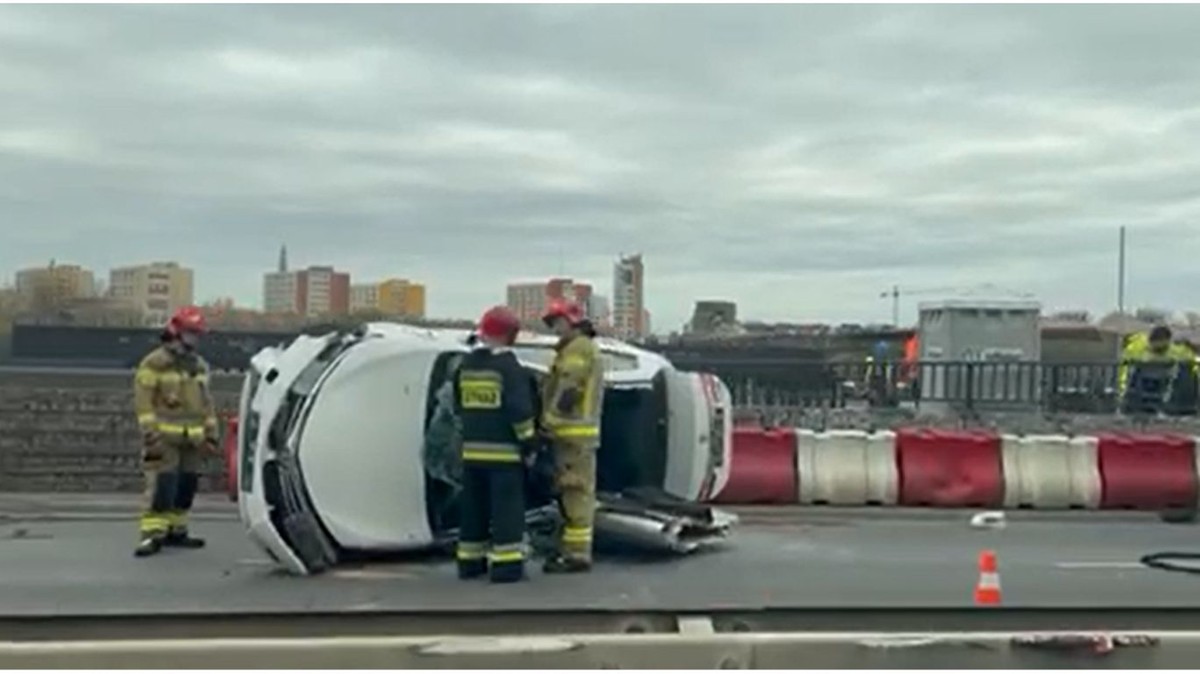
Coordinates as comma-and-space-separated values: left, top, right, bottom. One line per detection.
4, 499, 1200, 621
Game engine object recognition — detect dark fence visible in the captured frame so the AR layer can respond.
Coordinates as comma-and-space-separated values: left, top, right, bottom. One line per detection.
9, 324, 294, 371
673, 358, 1198, 417
5, 323, 1196, 417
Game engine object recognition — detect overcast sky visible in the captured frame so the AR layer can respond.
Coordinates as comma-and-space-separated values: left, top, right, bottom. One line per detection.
3, 4, 1199, 331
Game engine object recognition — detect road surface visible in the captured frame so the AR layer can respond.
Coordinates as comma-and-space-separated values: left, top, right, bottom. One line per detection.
5, 495, 1200, 638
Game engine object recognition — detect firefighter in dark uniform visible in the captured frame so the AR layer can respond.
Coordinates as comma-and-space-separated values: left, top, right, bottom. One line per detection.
454, 306, 539, 583
132, 306, 219, 557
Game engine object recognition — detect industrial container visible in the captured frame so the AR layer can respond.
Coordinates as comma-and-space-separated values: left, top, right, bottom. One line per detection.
917, 299, 1042, 409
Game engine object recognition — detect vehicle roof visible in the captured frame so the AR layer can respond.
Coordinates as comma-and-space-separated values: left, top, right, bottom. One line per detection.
359, 321, 671, 382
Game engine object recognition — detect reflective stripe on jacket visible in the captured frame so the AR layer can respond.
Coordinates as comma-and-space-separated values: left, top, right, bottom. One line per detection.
133, 346, 217, 442
453, 347, 537, 464
1118, 333, 1197, 394
541, 334, 604, 447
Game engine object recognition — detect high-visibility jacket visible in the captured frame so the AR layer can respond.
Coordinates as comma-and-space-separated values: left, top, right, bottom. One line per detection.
133, 346, 218, 444
541, 334, 604, 448
453, 346, 538, 465
1118, 333, 1197, 395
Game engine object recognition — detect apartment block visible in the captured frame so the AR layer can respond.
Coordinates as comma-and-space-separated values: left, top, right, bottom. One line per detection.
108, 261, 194, 326
15, 262, 97, 307
263, 266, 349, 317
378, 279, 426, 318
350, 279, 426, 318
506, 277, 596, 325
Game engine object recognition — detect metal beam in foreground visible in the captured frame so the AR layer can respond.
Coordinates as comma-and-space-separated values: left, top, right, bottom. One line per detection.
0, 630, 1189, 669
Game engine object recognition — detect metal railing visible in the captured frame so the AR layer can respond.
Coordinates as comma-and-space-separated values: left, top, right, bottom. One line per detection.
670, 358, 1200, 416
2, 354, 1196, 417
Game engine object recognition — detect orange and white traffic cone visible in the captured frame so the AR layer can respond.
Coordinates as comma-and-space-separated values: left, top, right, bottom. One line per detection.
974, 549, 1002, 606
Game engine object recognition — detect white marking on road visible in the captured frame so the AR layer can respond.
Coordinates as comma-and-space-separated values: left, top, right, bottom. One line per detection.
331, 568, 418, 580
1055, 562, 1145, 569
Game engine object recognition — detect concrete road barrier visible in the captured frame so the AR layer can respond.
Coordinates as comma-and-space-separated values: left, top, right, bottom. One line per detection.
1000, 434, 1101, 509
716, 427, 1200, 513
795, 430, 898, 506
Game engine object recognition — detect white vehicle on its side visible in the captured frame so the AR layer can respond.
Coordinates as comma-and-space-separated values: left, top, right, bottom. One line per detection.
234, 322, 736, 575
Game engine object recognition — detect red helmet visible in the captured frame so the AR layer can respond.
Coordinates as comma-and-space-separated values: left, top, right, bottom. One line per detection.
477, 306, 521, 344
165, 306, 208, 338
542, 298, 585, 327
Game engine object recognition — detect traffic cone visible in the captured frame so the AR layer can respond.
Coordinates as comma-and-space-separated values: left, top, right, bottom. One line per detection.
974, 550, 1002, 606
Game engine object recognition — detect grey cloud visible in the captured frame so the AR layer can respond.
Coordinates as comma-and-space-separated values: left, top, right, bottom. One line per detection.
3, 4, 1200, 330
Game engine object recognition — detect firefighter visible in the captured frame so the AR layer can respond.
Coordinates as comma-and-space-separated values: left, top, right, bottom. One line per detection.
1118, 326, 1197, 414
539, 298, 604, 574
132, 306, 219, 557
453, 306, 539, 583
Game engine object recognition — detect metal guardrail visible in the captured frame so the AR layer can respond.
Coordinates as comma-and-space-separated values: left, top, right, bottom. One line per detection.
2, 359, 1196, 416
676, 359, 1199, 416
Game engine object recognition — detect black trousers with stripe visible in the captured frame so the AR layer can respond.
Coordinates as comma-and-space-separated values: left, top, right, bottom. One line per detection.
458, 462, 526, 580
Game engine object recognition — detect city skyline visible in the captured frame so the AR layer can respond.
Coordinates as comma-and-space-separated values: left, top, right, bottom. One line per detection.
2, 250, 647, 329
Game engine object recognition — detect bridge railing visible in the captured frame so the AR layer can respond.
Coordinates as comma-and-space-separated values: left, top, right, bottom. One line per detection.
669, 358, 1199, 416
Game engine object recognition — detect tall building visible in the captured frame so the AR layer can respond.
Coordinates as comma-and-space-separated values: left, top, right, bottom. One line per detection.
378, 278, 426, 318
612, 253, 645, 339
350, 278, 427, 318
350, 283, 379, 313
0, 285, 21, 319
588, 294, 611, 328
108, 261, 194, 326
15, 262, 97, 308
506, 282, 547, 324
506, 277, 596, 325
261, 247, 350, 317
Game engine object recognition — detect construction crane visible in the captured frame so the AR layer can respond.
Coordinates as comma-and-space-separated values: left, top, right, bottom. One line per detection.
880, 283, 1033, 327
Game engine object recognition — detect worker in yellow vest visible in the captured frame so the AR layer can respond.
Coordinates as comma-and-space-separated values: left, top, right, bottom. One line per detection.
1118, 326, 1197, 414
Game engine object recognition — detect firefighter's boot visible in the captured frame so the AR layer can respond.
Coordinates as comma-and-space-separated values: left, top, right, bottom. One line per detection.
542, 554, 591, 574
457, 559, 487, 580
134, 535, 164, 558
489, 559, 526, 584
163, 530, 206, 549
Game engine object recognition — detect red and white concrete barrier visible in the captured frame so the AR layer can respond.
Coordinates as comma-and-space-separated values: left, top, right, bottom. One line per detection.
1000, 434, 1101, 509
712, 426, 1200, 511
795, 429, 898, 506
896, 428, 1004, 508
711, 427, 798, 505
1096, 433, 1197, 510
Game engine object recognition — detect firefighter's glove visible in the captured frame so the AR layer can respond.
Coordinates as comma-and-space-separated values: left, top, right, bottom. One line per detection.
555, 388, 581, 415
141, 428, 161, 446
141, 432, 163, 463
521, 438, 543, 469
201, 436, 221, 455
